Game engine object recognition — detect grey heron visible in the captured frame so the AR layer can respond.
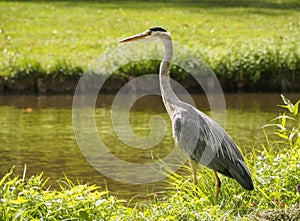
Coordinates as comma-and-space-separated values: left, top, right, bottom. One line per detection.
120, 27, 254, 198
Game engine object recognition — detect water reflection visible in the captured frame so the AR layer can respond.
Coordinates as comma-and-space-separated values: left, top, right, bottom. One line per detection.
0, 93, 299, 199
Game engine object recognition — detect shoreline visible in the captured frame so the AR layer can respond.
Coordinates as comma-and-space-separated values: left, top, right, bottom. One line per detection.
1, 75, 299, 94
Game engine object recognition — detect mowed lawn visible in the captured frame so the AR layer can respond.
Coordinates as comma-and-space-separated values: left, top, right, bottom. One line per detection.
1, 0, 300, 73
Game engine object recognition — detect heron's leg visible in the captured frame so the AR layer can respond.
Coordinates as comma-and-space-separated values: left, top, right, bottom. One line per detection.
214, 171, 221, 198
190, 159, 198, 185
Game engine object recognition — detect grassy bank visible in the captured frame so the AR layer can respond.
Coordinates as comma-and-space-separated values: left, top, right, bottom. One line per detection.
0, 95, 299, 220
0, 1, 300, 92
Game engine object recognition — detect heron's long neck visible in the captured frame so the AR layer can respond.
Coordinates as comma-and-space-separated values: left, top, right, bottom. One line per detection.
159, 36, 180, 116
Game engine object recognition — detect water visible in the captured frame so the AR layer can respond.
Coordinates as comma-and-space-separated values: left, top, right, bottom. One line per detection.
0, 93, 299, 199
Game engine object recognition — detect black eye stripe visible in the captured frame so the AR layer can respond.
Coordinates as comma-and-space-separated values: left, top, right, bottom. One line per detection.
149, 27, 167, 32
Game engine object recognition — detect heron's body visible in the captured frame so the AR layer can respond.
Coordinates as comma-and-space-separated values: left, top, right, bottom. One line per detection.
171, 100, 254, 191
120, 27, 254, 197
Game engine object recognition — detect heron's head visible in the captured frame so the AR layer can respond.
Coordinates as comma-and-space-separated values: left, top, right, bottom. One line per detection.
119, 26, 170, 43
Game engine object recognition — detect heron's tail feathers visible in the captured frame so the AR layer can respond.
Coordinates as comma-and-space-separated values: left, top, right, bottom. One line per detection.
228, 159, 254, 190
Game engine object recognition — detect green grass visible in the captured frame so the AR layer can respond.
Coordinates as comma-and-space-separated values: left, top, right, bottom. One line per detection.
0, 95, 299, 220
1, 0, 300, 91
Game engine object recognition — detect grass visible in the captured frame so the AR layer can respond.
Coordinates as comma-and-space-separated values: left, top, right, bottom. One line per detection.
0, 95, 299, 220
0, 0, 300, 91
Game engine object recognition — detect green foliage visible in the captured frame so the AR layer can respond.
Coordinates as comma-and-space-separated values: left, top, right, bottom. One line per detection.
3, 59, 44, 81
47, 60, 83, 81
1, 58, 83, 86
114, 59, 191, 81
210, 39, 300, 91
0, 168, 127, 220
253, 95, 300, 220
264, 94, 300, 146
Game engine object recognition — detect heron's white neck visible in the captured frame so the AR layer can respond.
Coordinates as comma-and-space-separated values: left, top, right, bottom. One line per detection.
159, 35, 180, 116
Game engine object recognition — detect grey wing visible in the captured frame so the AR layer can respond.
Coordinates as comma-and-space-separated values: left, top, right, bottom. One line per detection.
203, 121, 254, 190
172, 107, 254, 190
172, 107, 202, 158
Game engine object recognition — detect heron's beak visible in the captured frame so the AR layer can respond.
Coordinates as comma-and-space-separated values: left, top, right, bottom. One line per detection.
119, 30, 151, 43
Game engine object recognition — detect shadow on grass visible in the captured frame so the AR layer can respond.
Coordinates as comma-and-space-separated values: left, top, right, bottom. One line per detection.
4, 0, 300, 10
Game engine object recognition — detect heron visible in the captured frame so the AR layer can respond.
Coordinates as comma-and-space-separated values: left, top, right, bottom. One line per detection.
120, 27, 254, 198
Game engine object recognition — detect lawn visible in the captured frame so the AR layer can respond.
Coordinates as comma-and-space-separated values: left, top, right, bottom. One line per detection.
0, 0, 300, 91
